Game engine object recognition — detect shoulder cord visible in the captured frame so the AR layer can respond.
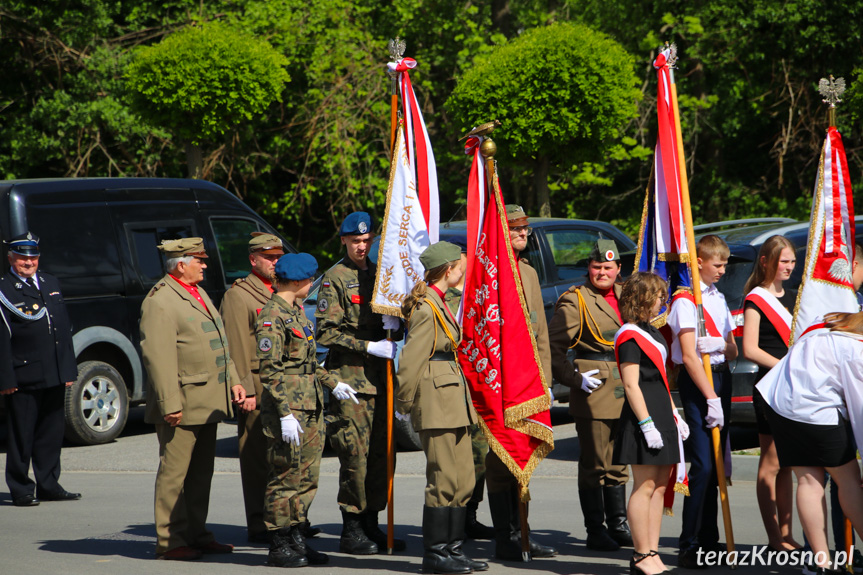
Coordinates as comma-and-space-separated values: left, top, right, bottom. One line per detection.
427, 301, 459, 361
0, 288, 47, 322
570, 288, 614, 349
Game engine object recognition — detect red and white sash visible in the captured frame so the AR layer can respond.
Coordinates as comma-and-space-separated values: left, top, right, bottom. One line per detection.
614, 324, 688, 511
671, 290, 721, 337
744, 286, 792, 347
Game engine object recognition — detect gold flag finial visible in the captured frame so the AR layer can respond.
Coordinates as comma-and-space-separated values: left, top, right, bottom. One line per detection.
819, 75, 845, 127
459, 119, 502, 142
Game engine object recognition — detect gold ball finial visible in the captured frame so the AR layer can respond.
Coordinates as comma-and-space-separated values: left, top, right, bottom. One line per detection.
480, 138, 497, 159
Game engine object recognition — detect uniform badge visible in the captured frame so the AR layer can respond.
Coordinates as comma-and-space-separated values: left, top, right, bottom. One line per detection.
258, 337, 273, 352
605, 250, 615, 261
358, 221, 368, 233
14, 282, 22, 290
347, 282, 360, 288
322, 281, 331, 288
262, 321, 272, 328
33, 304, 39, 310
291, 327, 303, 338
286, 318, 293, 324
318, 298, 328, 312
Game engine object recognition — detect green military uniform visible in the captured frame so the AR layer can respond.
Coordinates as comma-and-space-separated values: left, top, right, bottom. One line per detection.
141, 269, 239, 556
221, 271, 272, 539
257, 294, 335, 531
314, 256, 390, 515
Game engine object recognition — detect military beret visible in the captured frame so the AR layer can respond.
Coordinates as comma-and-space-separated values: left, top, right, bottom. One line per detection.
7, 231, 40, 257
249, 232, 285, 255
448, 235, 468, 253
157, 237, 208, 259
340, 212, 372, 236
505, 204, 529, 226
420, 241, 461, 271
589, 239, 620, 263
275, 253, 318, 280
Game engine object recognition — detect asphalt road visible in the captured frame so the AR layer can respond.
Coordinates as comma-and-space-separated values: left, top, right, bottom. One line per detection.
0, 406, 827, 575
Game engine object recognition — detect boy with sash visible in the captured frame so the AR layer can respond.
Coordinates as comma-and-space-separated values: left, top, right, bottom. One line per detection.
667, 235, 738, 569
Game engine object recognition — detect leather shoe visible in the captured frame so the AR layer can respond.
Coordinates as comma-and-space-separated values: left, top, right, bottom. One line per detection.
39, 489, 81, 501
678, 547, 708, 569
158, 546, 203, 561
194, 541, 234, 554
12, 494, 40, 507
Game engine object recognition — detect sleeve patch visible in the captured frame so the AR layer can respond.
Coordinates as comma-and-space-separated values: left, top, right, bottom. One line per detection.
258, 337, 273, 352
317, 298, 328, 312
262, 321, 272, 327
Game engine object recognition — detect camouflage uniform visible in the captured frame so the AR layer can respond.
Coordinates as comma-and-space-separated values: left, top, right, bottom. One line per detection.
314, 257, 391, 515
257, 294, 336, 530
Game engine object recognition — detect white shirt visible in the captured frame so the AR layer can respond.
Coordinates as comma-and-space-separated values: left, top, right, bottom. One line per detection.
667, 281, 734, 365
10, 270, 39, 289
756, 330, 863, 451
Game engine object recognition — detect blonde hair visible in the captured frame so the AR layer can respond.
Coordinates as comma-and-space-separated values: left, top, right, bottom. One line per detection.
697, 234, 730, 262
400, 260, 459, 319
825, 311, 863, 335
743, 235, 795, 295
620, 272, 668, 323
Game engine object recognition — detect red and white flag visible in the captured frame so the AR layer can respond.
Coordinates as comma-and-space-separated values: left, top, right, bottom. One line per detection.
790, 126, 857, 341
459, 136, 553, 494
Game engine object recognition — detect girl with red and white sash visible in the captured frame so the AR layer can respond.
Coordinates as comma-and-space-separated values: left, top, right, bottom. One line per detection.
741, 235, 802, 552
612, 272, 689, 575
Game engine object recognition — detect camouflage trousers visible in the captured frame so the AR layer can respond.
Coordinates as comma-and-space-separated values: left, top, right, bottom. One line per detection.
469, 423, 489, 504
264, 408, 324, 529
328, 392, 391, 514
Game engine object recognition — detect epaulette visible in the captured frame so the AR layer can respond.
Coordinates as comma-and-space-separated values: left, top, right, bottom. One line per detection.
149, 282, 166, 297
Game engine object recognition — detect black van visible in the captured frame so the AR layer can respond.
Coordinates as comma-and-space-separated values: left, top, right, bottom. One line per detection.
0, 178, 295, 445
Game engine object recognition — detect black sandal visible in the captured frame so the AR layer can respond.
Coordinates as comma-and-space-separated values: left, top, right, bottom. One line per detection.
630, 551, 651, 575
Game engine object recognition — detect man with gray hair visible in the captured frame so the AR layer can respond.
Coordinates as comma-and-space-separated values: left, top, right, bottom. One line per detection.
140, 237, 246, 561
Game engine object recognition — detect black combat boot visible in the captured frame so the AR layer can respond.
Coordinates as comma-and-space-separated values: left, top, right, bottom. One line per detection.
464, 500, 495, 540
267, 528, 309, 568
339, 510, 378, 555
448, 506, 489, 571
487, 490, 522, 561
510, 490, 557, 558
289, 523, 329, 565
361, 510, 406, 552
422, 506, 472, 574
603, 484, 633, 547
579, 487, 620, 551
301, 520, 321, 538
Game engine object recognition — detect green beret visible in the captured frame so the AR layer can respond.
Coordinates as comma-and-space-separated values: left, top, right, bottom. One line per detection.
420, 241, 461, 270
249, 232, 285, 254
157, 237, 208, 258
589, 239, 620, 263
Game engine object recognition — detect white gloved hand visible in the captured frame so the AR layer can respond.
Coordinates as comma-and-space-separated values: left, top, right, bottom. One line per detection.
395, 411, 411, 422
280, 414, 303, 446
382, 315, 400, 331
333, 382, 359, 404
548, 387, 555, 403
579, 369, 602, 394
696, 336, 726, 355
674, 411, 691, 441
639, 419, 664, 449
367, 339, 397, 359
705, 398, 724, 429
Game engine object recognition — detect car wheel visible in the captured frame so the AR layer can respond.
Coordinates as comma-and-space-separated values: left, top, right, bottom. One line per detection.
394, 412, 422, 451
64, 360, 129, 445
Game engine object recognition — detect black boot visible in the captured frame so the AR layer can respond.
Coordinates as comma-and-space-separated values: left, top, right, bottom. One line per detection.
339, 510, 378, 555
448, 507, 489, 571
488, 490, 523, 561
422, 506, 472, 574
301, 520, 321, 538
579, 488, 620, 551
267, 528, 309, 568
361, 510, 406, 552
464, 500, 495, 540
289, 523, 329, 565
603, 485, 633, 547
511, 490, 557, 558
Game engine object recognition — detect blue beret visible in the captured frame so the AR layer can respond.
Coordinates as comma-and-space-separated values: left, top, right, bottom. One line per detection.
275, 253, 318, 281
340, 212, 372, 236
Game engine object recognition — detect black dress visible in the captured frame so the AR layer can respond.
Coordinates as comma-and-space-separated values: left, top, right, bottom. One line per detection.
612, 322, 680, 465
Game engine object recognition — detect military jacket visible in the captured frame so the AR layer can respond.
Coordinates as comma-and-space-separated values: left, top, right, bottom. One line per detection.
548, 282, 624, 419
0, 271, 77, 391
396, 289, 477, 431
220, 272, 273, 399
519, 259, 552, 385
314, 257, 389, 395
257, 294, 337, 438
140, 274, 239, 425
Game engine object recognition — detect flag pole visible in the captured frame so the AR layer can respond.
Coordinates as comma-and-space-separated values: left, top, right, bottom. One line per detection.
384, 36, 405, 556
665, 44, 736, 565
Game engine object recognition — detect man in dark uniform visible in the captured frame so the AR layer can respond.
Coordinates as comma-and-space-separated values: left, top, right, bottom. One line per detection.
0, 232, 80, 507
314, 212, 404, 554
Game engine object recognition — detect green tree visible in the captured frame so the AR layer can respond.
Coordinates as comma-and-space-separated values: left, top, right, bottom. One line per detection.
125, 21, 290, 177
446, 22, 641, 216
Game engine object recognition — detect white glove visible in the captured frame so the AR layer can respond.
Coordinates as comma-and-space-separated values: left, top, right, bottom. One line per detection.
548, 387, 555, 403
579, 369, 602, 394
696, 336, 726, 355
674, 411, 690, 441
639, 419, 664, 449
367, 339, 396, 359
382, 315, 400, 331
706, 398, 724, 429
280, 414, 303, 446
395, 411, 411, 422
333, 382, 359, 404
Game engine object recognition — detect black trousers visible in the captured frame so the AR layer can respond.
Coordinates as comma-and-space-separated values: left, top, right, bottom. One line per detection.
5, 385, 65, 498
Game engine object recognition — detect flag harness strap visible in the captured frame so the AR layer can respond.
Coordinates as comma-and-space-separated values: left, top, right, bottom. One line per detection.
569, 287, 614, 349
